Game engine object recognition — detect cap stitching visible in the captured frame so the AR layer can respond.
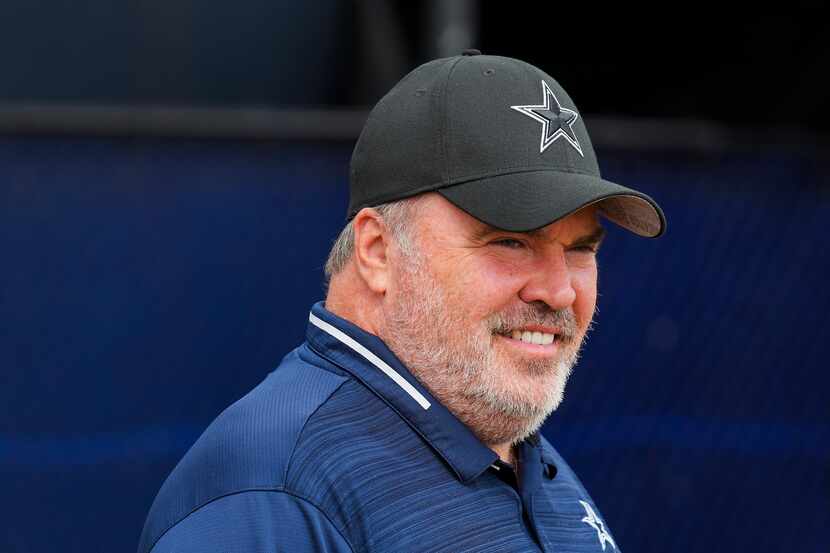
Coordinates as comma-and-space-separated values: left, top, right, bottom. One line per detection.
444, 165, 599, 185
439, 57, 466, 187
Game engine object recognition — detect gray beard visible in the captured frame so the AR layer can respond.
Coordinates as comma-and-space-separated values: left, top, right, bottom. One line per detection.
379, 255, 586, 446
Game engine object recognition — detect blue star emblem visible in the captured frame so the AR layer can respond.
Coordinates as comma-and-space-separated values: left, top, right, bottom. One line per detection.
579, 500, 617, 551
511, 80, 583, 156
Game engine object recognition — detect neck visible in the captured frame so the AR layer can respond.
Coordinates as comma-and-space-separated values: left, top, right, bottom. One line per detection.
492, 443, 516, 466
325, 269, 382, 335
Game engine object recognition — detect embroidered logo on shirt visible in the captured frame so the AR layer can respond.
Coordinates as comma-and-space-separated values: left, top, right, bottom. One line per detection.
510, 80, 583, 156
579, 500, 616, 551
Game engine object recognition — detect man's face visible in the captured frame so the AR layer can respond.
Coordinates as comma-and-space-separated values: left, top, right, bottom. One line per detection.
379, 194, 603, 446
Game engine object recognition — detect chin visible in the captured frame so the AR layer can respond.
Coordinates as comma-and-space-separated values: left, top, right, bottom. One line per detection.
494, 363, 569, 414
476, 383, 564, 422
496, 358, 566, 396
477, 403, 554, 446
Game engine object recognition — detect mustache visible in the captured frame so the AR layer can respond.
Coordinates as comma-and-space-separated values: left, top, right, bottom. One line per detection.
488, 302, 578, 341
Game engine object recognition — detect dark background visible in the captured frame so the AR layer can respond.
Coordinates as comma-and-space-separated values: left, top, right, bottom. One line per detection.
1, 3, 828, 552
2, 5, 827, 134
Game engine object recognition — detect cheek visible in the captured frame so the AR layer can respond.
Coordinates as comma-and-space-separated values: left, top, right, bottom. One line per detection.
474, 256, 528, 295
571, 265, 598, 327
441, 255, 527, 313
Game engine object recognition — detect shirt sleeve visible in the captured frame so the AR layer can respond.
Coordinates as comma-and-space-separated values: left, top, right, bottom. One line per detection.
148, 489, 354, 553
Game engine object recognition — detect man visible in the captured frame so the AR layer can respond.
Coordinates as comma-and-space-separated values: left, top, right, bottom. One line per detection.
138, 51, 665, 552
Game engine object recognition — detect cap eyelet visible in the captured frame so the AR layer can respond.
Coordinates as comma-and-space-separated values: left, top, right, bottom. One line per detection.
483, 68, 495, 76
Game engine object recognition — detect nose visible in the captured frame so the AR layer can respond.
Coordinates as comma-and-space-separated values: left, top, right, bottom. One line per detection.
517, 245, 577, 311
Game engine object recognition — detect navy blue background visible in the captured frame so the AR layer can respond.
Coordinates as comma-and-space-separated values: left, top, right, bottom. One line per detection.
1, 137, 828, 552
0, 1, 350, 106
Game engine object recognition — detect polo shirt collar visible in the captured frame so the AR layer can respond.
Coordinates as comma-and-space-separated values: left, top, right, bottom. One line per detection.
305, 301, 498, 483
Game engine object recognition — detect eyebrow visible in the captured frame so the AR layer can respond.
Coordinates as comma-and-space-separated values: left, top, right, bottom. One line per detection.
570, 226, 607, 247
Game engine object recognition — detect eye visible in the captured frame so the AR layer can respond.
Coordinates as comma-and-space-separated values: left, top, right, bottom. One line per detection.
493, 238, 525, 249
570, 244, 598, 254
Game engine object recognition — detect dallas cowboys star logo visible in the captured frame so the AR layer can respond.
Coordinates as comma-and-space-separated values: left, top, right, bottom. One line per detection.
579, 500, 616, 551
511, 80, 583, 156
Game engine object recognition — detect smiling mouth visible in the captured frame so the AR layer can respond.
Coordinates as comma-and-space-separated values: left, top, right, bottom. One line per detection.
494, 324, 572, 347
508, 329, 556, 345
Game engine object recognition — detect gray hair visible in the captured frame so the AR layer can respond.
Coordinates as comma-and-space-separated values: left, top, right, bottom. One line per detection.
324, 197, 420, 282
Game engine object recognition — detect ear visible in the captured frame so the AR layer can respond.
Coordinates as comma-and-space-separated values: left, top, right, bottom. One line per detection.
352, 208, 391, 294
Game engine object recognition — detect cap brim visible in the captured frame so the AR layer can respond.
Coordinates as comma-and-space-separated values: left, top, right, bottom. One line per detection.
437, 170, 666, 237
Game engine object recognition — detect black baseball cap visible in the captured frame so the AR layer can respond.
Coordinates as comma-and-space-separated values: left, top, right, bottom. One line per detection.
348, 50, 666, 237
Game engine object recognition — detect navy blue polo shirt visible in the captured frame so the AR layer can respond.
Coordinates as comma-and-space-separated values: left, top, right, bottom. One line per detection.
138, 302, 619, 552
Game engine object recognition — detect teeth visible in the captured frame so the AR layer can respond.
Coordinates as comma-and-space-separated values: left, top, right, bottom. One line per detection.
507, 329, 556, 345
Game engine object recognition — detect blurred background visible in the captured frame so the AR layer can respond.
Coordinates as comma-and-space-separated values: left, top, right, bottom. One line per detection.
1, 3, 828, 552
